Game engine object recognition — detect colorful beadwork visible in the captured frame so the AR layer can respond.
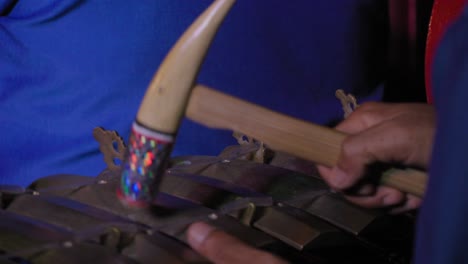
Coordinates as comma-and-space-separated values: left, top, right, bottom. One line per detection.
119, 122, 174, 206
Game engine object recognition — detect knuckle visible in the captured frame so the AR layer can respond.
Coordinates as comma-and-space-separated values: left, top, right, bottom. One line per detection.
340, 136, 372, 163
383, 120, 414, 149
406, 195, 423, 209
341, 136, 358, 157
383, 191, 405, 206
317, 166, 333, 181
337, 137, 367, 185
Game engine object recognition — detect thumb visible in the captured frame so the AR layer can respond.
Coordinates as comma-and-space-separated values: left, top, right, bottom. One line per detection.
187, 222, 287, 264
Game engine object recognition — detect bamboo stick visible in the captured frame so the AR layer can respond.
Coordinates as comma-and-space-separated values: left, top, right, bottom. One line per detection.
186, 85, 427, 197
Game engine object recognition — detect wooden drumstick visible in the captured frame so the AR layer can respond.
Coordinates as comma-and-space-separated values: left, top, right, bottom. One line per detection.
186, 85, 427, 197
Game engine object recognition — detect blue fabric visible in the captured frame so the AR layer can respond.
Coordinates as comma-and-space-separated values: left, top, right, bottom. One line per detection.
0, 0, 386, 186
414, 5, 468, 264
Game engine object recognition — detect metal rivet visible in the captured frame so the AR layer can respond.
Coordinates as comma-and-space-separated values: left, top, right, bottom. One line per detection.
208, 213, 218, 220
63, 241, 73, 248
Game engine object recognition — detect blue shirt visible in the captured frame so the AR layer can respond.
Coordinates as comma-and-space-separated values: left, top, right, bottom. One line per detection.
0, 0, 386, 186
415, 5, 468, 263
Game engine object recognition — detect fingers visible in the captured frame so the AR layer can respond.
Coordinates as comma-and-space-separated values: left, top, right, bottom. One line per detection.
332, 121, 413, 189
325, 108, 435, 190
337, 184, 422, 214
340, 102, 434, 129
317, 102, 433, 213
345, 186, 421, 213
344, 186, 407, 208
388, 194, 422, 214
318, 168, 420, 213
317, 165, 366, 192
187, 222, 287, 264
335, 102, 405, 134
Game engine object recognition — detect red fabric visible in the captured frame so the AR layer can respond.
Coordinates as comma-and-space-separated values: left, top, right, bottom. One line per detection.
425, 0, 467, 103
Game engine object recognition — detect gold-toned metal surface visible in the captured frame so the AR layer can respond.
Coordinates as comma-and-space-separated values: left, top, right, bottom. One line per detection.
0, 147, 415, 263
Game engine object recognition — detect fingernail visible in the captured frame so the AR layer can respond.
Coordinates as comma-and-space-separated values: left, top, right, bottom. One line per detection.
332, 167, 348, 189
187, 222, 216, 250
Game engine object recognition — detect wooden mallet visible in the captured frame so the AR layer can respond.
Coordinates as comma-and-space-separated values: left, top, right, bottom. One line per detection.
118, 0, 426, 207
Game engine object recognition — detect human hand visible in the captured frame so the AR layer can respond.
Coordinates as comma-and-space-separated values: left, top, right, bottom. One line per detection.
187, 222, 287, 264
318, 102, 436, 213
